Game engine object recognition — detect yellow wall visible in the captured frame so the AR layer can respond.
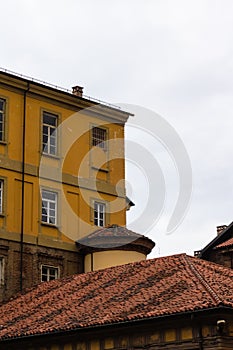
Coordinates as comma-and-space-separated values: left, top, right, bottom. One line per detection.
22, 325, 207, 350
0, 76, 128, 251
84, 250, 146, 272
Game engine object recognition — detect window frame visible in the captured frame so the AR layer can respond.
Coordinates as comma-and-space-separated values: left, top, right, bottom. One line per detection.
92, 126, 107, 151
41, 264, 59, 282
42, 110, 58, 156
41, 189, 58, 226
94, 201, 106, 227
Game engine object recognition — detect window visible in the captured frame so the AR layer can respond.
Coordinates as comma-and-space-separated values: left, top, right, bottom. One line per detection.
0, 180, 3, 214
94, 202, 105, 227
42, 112, 57, 155
92, 127, 107, 150
41, 190, 57, 225
41, 265, 59, 282
0, 258, 4, 285
0, 98, 6, 142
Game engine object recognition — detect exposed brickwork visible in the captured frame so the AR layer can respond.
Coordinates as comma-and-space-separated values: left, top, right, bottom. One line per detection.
0, 239, 84, 303
207, 249, 233, 269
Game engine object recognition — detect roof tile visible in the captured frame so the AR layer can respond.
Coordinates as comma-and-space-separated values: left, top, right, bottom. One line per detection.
215, 237, 233, 249
0, 254, 233, 340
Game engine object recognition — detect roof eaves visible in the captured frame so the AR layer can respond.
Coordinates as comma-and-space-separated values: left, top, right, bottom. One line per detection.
0, 68, 134, 118
0, 305, 231, 344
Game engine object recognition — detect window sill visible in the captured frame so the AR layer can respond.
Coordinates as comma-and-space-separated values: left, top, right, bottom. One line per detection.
41, 152, 60, 160
0, 141, 7, 145
41, 222, 58, 228
91, 166, 109, 173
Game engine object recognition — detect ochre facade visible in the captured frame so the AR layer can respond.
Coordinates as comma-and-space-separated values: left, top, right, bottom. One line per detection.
0, 70, 131, 302
84, 250, 146, 272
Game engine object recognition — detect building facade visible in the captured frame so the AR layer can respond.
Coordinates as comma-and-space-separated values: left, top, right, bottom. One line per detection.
0, 69, 133, 302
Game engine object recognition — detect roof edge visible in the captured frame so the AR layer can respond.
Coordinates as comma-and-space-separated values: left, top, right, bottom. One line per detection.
0, 305, 230, 344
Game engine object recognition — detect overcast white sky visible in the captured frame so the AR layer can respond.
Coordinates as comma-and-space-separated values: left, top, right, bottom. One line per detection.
1, 0, 233, 257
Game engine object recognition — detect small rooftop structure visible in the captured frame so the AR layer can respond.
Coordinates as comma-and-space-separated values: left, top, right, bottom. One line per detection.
76, 225, 155, 272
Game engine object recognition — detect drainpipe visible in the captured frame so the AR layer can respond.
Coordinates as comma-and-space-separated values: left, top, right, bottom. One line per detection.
20, 83, 30, 292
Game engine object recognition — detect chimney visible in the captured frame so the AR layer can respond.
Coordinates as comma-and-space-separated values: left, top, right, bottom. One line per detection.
216, 225, 227, 236
72, 85, 83, 97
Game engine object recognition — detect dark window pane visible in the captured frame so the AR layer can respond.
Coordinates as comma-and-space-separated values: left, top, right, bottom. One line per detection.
43, 125, 48, 133
92, 127, 107, 149
43, 113, 57, 126
42, 215, 47, 222
43, 134, 48, 144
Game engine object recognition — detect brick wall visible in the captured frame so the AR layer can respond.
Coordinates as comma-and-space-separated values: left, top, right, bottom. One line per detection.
206, 249, 233, 269
0, 239, 84, 303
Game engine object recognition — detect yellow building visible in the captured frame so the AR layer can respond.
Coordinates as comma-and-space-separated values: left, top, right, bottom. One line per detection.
0, 68, 140, 302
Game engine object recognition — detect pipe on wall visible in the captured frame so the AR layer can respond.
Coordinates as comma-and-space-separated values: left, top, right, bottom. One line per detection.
20, 83, 30, 292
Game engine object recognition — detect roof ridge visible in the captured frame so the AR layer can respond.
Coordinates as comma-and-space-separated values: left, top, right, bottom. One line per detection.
182, 255, 222, 305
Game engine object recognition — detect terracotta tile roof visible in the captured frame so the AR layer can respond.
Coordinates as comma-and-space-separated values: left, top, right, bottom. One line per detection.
81, 225, 142, 239
0, 253, 233, 340
215, 237, 233, 249
76, 225, 155, 254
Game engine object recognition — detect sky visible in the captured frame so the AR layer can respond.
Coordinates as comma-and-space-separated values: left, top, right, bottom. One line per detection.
1, 0, 233, 257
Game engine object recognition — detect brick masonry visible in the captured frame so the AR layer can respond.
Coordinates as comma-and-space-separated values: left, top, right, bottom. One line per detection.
0, 239, 84, 303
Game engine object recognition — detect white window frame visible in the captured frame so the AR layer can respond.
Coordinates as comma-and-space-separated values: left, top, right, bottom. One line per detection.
42, 111, 58, 156
92, 126, 107, 150
41, 190, 57, 225
41, 265, 59, 282
94, 201, 106, 227
0, 98, 6, 142
0, 258, 5, 285
0, 180, 3, 214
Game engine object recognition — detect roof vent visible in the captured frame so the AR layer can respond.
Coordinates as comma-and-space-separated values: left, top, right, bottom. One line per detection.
72, 85, 83, 97
216, 225, 227, 236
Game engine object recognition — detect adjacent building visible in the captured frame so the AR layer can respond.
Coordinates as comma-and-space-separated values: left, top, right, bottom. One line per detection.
195, 222, 233, 269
